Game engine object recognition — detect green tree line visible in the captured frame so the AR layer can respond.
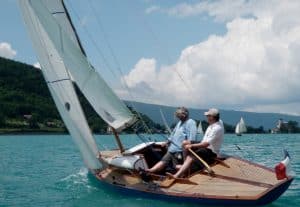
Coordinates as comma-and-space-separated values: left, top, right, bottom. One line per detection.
0, 57, 161, 133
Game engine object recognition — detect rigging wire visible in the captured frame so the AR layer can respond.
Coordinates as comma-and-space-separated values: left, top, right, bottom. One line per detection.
66, 2, 118, 80
67, 0, 155, 141
86, 0, 154, 136
127, 1, 193, 92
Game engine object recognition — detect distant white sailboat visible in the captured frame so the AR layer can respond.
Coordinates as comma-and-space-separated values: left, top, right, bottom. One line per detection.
197, 121, 204, 135
235, 117, 247, 136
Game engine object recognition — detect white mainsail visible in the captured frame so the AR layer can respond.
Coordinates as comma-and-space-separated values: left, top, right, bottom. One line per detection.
26, 0, 135, 130
197, 121, 204, 135
235, 117, 247, 135
19, 0, 102, 169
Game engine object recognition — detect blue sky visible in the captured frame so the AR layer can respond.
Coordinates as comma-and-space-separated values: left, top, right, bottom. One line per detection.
1, 0, 300, 115
0, 0, 224, 80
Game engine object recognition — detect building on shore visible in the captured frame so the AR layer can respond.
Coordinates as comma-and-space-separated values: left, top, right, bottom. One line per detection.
271, 119, 288, 133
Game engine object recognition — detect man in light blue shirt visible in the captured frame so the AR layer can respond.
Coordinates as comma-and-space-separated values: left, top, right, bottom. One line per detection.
146, 107, 197, 174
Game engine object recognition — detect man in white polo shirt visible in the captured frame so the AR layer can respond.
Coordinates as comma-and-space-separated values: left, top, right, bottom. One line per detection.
171, 108, 224, 178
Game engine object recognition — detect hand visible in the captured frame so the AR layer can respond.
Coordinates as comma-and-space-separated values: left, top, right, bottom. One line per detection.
182, 140, 191, 147
160, 142, 168, 148
184, 144, 192, 150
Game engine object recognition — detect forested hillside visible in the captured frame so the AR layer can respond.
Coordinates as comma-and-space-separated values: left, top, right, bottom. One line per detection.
0, 57, 161, 134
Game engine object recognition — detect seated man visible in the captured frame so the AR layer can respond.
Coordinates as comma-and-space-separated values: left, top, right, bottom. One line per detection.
171, 108, 224, 178
146, 107, 197, 174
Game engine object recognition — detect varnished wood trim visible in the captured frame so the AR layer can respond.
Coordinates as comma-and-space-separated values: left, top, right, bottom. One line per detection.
232, 156, 275, 172
201, 172, 273, 188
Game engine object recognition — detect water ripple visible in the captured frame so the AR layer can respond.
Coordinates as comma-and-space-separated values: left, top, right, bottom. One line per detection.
0, 134, 299, 207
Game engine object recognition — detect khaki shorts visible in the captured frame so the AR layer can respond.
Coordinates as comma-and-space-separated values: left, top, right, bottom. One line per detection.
161, 151, 183, 167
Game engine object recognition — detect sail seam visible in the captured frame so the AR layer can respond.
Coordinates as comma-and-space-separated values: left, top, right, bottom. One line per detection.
47, 78, 70, 84
51, 11, 65, 14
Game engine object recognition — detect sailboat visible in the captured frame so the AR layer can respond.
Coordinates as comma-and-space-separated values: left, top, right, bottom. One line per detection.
197, 121, 204, 135
235, 117, 247, 136
19, 1, 294, 205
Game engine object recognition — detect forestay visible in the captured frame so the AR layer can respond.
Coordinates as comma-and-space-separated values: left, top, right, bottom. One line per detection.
159, 108, 172, 134
26, 0, 135, 130
19, 0, 101, 169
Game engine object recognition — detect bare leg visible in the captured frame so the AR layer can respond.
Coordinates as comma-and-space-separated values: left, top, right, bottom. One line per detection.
175, 164, 182, 170
173, 155, 193, 178
146, 161, 166, 173
182, 140, 191, 160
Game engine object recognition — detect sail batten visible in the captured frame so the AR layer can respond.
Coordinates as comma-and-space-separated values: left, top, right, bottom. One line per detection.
19, 0, 101, 169
28, 0, 135, 130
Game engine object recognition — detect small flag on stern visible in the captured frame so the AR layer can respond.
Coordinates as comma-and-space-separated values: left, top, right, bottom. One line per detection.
275, 150, 291, 180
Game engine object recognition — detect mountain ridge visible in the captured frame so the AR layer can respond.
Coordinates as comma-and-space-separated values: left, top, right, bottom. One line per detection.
125, 101, 300, 130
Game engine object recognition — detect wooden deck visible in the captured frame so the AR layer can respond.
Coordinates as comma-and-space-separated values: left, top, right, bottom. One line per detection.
98, 149, 287, 201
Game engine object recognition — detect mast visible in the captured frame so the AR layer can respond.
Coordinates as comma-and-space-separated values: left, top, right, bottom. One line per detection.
111, 127, 125, 153
61, 0, 86, 56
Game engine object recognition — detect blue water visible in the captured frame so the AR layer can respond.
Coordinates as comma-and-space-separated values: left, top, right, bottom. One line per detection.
0, 134, 299, 207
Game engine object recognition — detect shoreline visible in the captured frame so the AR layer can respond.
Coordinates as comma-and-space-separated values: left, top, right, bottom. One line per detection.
0, 129, 297, 136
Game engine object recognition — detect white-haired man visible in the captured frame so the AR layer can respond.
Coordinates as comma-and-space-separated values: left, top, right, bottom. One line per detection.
146, 107, 197, 174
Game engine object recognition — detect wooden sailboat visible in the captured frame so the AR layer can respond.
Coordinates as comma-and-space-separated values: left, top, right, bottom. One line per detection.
19, 0, 294, 205
97, 148, 293, 206
235, 117, 247, 136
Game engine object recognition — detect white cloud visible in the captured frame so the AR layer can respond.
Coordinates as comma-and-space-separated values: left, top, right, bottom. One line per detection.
33, 62, 41, 69
145, 5, 161, 14
161, 0, 254, 21
122, 0, 300, 115
147, 0, 300, 24
244, 102, 300, 116
0, 42, 17, 59
124, 58, 156, 88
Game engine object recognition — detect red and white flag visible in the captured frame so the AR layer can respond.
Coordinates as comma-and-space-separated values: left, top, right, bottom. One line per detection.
275, 150, 292, 180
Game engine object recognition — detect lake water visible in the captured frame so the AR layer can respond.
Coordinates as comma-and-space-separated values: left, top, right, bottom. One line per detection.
0, 134, 299, 207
